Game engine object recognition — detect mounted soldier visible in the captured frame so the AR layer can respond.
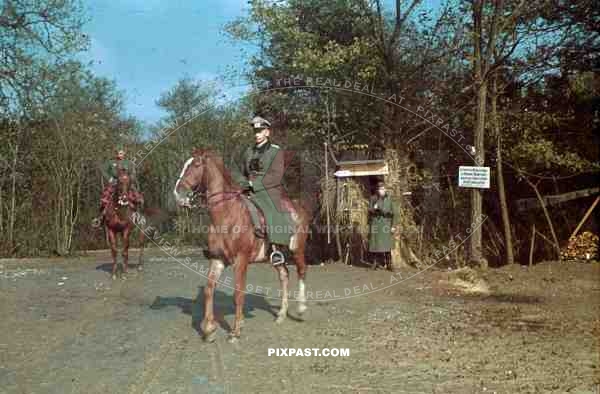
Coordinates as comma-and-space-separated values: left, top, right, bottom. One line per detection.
93, 145, 143, 226
233, 116, 296, 266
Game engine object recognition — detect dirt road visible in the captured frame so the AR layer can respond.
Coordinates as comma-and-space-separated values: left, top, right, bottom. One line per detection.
0, 251, 598, 393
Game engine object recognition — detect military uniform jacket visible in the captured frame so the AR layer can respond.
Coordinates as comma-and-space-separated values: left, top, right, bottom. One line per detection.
236, 141, 293, 245
368, 194, 396, 253
102, 159, 135, 184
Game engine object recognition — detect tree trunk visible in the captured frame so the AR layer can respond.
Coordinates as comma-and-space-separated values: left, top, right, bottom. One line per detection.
524, 177, 561, 259
470, 81, 487, 268
8, 140, 19, 250
491, 77, 514, 265
496, 133, 514, 264
0, 185, 3, 234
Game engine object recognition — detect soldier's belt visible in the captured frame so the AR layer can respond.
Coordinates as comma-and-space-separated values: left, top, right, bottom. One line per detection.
373, 212, 393, 218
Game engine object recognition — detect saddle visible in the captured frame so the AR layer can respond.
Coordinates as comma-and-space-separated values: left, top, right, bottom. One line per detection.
101, 184, 143, 210
242, 196, 267, 238
241, 195, 298, 240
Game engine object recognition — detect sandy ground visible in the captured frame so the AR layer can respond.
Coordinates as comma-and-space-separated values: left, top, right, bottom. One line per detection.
0, 250, 598, 394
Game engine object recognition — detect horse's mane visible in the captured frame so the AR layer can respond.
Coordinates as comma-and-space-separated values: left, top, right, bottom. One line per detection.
192, 147, 240, 191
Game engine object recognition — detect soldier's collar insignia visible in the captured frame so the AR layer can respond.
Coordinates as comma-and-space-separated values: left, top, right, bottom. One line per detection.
254, 141, 271, 152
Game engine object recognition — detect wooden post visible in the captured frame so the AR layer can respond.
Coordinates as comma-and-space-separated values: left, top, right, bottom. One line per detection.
335, 178, 343, 261
552, 175, 573, 233
529, 223, 536, 267
344, 242, 350, 265
418, 222, 424, 256
569, 195, 600, 240
447, 173, 456, 209
325, 142, 330, 245
524, 177, 560, 258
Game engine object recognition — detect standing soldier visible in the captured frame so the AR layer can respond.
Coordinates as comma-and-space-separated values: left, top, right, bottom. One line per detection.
368, 180, 397, 271
234, 116, 295, 265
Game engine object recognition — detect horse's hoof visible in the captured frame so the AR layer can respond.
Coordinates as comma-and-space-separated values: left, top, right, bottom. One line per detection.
111, 274, 117, 281
275, 314, 286, 324
227, 335, 240, 344
297, 303, 307, 315
203, 330, 217, 343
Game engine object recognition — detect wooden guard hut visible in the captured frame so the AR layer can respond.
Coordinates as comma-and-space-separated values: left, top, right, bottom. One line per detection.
321, 145, 420, 268
330, 155, 389, 265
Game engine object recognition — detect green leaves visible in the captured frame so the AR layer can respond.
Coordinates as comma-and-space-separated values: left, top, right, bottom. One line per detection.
0, 0, 89, 113
510, 137, 599, 173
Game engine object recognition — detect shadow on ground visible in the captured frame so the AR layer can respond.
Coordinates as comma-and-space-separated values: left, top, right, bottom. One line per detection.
95, 262, 142, 273
465, 293, 543, 304
149, 287, 279, 335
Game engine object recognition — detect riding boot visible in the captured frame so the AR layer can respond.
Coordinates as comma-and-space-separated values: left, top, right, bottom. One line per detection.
92, 205, 106, 228
371, 257, 378, 270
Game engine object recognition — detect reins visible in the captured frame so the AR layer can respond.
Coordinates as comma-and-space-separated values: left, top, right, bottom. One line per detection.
206, 191, 243, 207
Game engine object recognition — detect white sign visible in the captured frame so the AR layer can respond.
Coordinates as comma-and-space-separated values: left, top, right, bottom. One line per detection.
458, 166, 490, 188
334, 170, 352, 177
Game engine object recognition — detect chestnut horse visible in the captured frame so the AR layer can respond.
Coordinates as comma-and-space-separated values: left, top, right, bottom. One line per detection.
103, 169, 145, 280
174, 149, 310, 343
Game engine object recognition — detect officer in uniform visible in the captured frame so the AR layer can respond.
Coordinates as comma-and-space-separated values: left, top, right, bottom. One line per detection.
93, 145, 142, 226
235, 116, 295, 265
368, 181, 397, 270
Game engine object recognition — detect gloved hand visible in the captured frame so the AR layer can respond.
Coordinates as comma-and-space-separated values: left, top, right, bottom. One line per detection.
242, 179, 255, 193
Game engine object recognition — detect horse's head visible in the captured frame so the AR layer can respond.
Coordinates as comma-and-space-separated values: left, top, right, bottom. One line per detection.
116, 169, 131, 207
174, 148, 208, 208
117, 169, 130, 194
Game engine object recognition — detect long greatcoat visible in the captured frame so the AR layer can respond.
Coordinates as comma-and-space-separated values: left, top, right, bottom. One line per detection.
235, 141, 294, 246
368, 194, 396, 253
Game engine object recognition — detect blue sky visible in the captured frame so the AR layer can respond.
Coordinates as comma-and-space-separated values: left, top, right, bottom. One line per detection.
81, 0, 444, 126
81, 0, 254, 125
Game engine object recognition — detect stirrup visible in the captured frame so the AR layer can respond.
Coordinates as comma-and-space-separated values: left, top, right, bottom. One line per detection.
91, 217, 102, 228
270, 250, 285, 266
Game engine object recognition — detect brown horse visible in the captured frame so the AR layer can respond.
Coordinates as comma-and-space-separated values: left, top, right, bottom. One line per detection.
174, 149, 311, 343
103, 169, 145, 280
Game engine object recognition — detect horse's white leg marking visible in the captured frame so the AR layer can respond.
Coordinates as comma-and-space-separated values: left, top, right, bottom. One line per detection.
203, 259, 225, 340
256, 241, 266, 261
276, 266, 289, 324
209, 259, 225, 281
288, 212, 300, 251
289, 234, 298, 251
297, 279, 307, 315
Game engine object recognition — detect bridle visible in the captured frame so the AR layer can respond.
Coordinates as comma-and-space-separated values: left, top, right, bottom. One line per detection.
115, 171, 132, 208
177, 175, 243, 210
